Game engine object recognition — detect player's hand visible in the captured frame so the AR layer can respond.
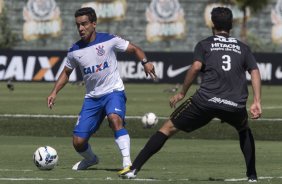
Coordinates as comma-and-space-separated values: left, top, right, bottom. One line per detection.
143, 62, 157, 80
47, 94, 56, 109
250, 102, 262, 119
169, 92, 185, 108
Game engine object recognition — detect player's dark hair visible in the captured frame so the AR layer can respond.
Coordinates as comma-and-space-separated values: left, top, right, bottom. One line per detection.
75, 7, 97, 22
211, 7, 233, 32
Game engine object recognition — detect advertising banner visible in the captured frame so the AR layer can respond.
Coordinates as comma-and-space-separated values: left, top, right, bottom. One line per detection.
0, 50, 79, 82
0, 50, 281, 85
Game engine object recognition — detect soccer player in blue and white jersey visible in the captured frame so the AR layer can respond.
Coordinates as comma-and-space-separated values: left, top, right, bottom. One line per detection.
47, 7, 157, 171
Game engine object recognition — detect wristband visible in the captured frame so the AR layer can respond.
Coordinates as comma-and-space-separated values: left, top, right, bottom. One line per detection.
141, 58, 150, 66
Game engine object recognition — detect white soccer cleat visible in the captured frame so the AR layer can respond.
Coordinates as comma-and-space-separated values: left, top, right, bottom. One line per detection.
248, 178, 257, 183
248, 179, 257, 183
248, 175, 258, 183
72, 155, 99, 170
118, 167, 137, 179
123, 170, 137, 179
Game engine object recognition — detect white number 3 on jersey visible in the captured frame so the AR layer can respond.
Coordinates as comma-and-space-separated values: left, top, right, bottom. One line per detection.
222, 55, 231, 71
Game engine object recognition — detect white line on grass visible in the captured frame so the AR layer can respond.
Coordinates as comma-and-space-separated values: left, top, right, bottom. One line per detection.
224, 178, 247, 182
0, 114, 78, 119
263, 106, 282, 109
0, 169, 32, 172
0, 176, 281, 182
0, 114, 146, 119
1, 114, 282, 121
0, 177, 160, 181
224, 176, 275, 182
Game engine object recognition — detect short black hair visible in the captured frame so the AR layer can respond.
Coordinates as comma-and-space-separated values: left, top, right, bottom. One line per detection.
211, 7, 233, 32
75, 7, 97, 22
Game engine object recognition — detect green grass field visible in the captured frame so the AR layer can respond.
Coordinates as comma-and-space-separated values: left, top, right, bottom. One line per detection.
0, 136, 282, 184
0, 82, 282, 183
0, 82, 281, 117
0, 82, 282, 139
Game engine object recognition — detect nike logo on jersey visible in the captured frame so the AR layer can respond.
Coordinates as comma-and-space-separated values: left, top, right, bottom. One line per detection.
275, 66, 282, 79
114, 108, 122, 112
83, 61, 109, 74
167, 65, 191, 78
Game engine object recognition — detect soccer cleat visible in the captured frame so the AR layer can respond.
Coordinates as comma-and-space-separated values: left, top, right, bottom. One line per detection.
248, 175, 258, 183
118, 167, 137, 179
117, 166, 131, 175
72, 155, 99, 170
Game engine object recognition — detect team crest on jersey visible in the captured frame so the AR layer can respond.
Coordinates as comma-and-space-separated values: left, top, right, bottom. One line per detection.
96, 45, 105, 56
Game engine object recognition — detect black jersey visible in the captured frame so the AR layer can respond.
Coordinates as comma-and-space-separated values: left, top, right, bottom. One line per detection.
192, 33, 258, 111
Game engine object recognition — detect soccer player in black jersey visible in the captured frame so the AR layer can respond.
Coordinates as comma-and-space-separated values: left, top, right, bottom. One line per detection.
119, 7, 261, 182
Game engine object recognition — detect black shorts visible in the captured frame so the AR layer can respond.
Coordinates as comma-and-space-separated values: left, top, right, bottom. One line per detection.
170, 97, 249, 132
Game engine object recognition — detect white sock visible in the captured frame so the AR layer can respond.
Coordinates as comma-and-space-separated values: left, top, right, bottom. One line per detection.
78, 144, 97, 162
115, 134, 132, 168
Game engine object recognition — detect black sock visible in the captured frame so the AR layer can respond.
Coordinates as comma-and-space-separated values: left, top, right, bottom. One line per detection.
239, 128, 257, 177
131, 131, 168, 171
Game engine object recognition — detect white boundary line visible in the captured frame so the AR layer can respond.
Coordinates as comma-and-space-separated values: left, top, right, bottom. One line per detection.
0, 114, 78, 119
263, 106, 282, 109
0, 169, 32, 172
0, 169, 280, 182
0, 177, 147, 181
1, 114, 282, 121
0, 176, 281, 182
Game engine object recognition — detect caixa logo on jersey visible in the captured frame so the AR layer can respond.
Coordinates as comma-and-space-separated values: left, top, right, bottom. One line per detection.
83, 61, 109, 75
0, 52, 78, 81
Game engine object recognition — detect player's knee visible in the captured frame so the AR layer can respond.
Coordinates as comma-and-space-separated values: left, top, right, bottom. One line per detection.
108, 114, 123, 130
237, 124, 250, 133
73, 137, 87, 152
159, 120, 178, 137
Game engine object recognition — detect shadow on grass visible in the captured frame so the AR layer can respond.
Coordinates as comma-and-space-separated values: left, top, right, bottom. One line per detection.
87, 167, 120, 172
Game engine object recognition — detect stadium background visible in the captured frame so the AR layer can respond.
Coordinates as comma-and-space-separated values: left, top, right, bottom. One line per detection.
1, 0, 282, 52
1, 0, 282, 84
0, 0, 281, 136
1, 1, 282, 183
1, 0, 282, 136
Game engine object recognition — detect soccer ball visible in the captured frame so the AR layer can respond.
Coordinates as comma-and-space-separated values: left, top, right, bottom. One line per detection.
141, 112, 158, 128
33, 146, 58, 170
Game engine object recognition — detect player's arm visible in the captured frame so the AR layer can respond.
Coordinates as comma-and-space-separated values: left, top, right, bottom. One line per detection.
126, 43, 157, 80
249, 68, 262, 119
47, 67, 73, 109
169, 61, 202, 108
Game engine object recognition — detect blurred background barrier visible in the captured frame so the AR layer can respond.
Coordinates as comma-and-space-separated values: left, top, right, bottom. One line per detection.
0, 0, 282, 142
0, 50, 281, 84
